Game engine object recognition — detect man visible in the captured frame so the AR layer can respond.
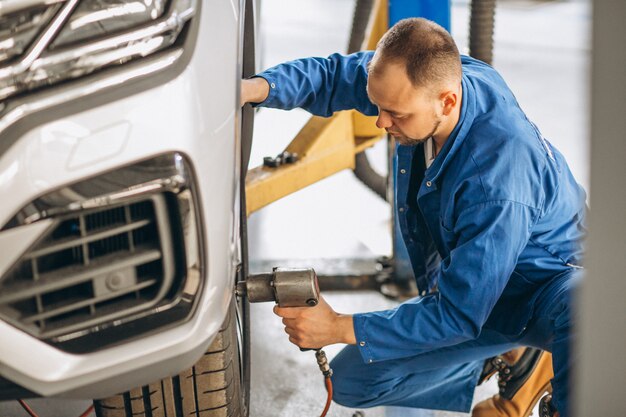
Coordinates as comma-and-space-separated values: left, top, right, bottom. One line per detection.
241, 18, 585, 417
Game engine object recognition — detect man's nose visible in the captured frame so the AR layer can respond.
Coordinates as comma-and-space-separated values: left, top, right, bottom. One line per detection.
376, 111, 392, 129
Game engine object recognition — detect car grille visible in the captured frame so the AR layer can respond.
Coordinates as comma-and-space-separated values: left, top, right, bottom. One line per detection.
0, 195, 176, 340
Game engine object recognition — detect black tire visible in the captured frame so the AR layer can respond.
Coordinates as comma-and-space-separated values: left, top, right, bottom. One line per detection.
347, 0, 389, 202
93, 299, 245, 417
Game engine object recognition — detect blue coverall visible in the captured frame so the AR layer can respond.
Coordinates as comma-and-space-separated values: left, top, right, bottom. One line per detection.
254, 52, 587, 416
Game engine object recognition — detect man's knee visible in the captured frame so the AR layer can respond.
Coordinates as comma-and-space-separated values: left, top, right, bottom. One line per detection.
330, 351, 378, 408
330, 358, 365, 407
331, 377, 379, 408
332, 385, 368, 408
537, 272, 580, 330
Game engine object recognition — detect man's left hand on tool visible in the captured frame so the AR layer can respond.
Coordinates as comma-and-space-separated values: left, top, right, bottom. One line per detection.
273, 295, 356, 349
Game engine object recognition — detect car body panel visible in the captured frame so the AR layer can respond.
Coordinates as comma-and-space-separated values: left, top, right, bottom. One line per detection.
0, 0, 244, 398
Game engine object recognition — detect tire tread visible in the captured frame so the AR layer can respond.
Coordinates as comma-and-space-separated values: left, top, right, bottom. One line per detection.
94, 303, 242, 417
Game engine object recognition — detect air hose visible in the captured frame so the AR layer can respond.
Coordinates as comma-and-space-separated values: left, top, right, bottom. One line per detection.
315, 349, 334, 417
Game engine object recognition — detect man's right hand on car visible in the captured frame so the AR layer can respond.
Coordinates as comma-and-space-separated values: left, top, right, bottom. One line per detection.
241, 77, 269, 105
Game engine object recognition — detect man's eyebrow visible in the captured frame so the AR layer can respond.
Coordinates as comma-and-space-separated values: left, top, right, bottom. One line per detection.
377, 104, 405, 116
383, 109, 406, 116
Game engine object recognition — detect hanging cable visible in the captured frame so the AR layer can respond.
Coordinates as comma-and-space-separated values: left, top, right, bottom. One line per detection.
17, 400, 38, 417
17, 399, 94, 417
78, 405, 95, 417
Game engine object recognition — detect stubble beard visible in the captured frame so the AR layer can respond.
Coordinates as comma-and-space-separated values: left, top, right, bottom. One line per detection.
392, 118, 442, 147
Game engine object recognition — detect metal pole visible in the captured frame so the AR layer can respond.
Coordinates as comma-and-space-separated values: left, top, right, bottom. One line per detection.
387, 0, 451, 290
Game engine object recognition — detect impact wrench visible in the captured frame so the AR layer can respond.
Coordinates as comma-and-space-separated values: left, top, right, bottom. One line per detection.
236, 267, 334, 417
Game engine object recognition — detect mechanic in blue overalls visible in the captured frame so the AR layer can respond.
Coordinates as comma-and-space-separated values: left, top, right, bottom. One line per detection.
241, 18, 585, 417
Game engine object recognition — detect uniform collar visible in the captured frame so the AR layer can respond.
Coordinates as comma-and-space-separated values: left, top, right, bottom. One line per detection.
424, 74, 476, 183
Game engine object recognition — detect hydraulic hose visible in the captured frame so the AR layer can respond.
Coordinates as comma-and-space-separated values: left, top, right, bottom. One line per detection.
469, 0, 497, 65
354, 152, 388, 201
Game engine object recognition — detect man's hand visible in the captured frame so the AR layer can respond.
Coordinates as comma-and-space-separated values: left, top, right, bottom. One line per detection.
273, 295, 356, 349
241, 77, 270, 106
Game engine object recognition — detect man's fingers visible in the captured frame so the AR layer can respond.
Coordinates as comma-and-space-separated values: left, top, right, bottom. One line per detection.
273, 305, 307, 318
273, 305, 295, 318
282, 320, 304, 342
282, 320, 299, 334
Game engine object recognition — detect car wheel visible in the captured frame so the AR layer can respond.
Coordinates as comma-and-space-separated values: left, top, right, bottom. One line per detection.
93, 297, 245, 417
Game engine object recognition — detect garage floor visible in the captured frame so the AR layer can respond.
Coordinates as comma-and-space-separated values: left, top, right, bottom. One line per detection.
0, 0, 589, 416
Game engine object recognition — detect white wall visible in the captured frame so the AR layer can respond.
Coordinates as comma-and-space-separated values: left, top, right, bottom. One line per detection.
575, 1, 626, 416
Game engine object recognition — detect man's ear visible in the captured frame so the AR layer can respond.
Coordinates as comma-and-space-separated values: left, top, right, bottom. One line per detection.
440, 90, 458, 116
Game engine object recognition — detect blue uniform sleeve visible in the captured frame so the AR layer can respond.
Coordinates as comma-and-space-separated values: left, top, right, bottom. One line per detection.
253, 51, 378, 117
353, 200, 539, 363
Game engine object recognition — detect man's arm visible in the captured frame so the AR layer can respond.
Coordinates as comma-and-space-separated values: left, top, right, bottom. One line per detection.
350, 200, 539, 362
241, 51, 378, 117
272, 201, 539, 355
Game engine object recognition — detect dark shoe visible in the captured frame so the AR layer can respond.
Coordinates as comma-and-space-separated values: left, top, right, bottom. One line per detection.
472, 349, 554, 417
478, 347, 527, 385
539, 394, 559, 417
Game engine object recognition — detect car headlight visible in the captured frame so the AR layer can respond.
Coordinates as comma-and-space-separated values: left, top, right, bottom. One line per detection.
0, 0, 196, 102
0, 1, 62, 65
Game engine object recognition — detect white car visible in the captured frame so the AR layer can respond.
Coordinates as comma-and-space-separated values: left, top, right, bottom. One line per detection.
0, 1, 253, 416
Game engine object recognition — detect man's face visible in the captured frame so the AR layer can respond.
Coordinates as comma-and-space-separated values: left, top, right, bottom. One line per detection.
367, 61, 443, 146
